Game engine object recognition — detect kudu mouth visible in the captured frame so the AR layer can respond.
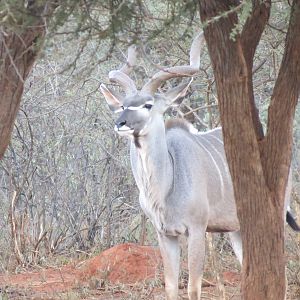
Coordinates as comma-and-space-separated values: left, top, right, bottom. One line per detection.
114, 121, 143, 148
114, 124, 134, 133
114, 118, 133, 132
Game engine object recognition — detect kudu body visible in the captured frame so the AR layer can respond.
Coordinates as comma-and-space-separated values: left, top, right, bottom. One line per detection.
100, 33, 298, 300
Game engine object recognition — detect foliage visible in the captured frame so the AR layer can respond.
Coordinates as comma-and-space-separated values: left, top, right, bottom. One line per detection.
0, 0, 53, 29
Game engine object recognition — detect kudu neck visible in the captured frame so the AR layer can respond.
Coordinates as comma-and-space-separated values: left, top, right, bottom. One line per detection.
136, 115, 168, 154
134, 115, 173, 190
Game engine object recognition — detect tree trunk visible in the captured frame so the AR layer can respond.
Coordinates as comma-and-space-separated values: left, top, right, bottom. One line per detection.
198, 1, 300, 299
0, 26, 45, 159
0, 2, 57, 159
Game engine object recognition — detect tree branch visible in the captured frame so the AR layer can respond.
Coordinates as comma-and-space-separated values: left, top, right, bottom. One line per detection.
263, 0, 300, 195
240, 0, 271, 140
241, 0, 271, 65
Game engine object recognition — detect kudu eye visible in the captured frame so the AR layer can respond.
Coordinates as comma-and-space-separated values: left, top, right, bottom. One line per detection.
144, 103, 153, 110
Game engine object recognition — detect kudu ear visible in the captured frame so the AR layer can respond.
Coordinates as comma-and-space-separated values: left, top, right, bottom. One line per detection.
100, 84, 123, 113
165, 78, 193, 107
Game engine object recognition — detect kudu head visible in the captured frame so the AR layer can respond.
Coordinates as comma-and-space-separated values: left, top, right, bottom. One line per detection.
100, 33, 205, 139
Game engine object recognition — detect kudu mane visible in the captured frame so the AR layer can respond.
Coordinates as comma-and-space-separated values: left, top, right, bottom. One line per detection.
165, 118, 194, 133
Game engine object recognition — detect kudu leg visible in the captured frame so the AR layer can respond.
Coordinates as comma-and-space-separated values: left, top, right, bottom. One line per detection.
187, 228, 206, 300
157, 233, 180, 300
228, 231, 243, 265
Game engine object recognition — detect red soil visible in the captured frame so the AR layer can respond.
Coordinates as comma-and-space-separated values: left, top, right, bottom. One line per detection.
0, 243, 240, 298
79, 242, 162, 284
0, 243, 162, 294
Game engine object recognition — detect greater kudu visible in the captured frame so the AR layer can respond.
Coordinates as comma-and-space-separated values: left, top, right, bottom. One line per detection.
100, 33, 299, 300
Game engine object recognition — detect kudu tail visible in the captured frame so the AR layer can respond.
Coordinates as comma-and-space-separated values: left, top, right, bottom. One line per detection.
286, 211, 300, 232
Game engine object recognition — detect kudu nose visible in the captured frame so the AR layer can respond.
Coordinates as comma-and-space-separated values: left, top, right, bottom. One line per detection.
117, 120, 126, 128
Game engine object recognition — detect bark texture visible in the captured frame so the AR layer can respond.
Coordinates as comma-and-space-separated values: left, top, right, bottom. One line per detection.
0, 25, 45, 159
198, 0, 300, 299
0, 2, 57, 159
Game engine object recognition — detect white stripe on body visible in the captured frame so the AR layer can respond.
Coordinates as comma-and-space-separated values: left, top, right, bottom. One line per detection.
196, 136, 225, 201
